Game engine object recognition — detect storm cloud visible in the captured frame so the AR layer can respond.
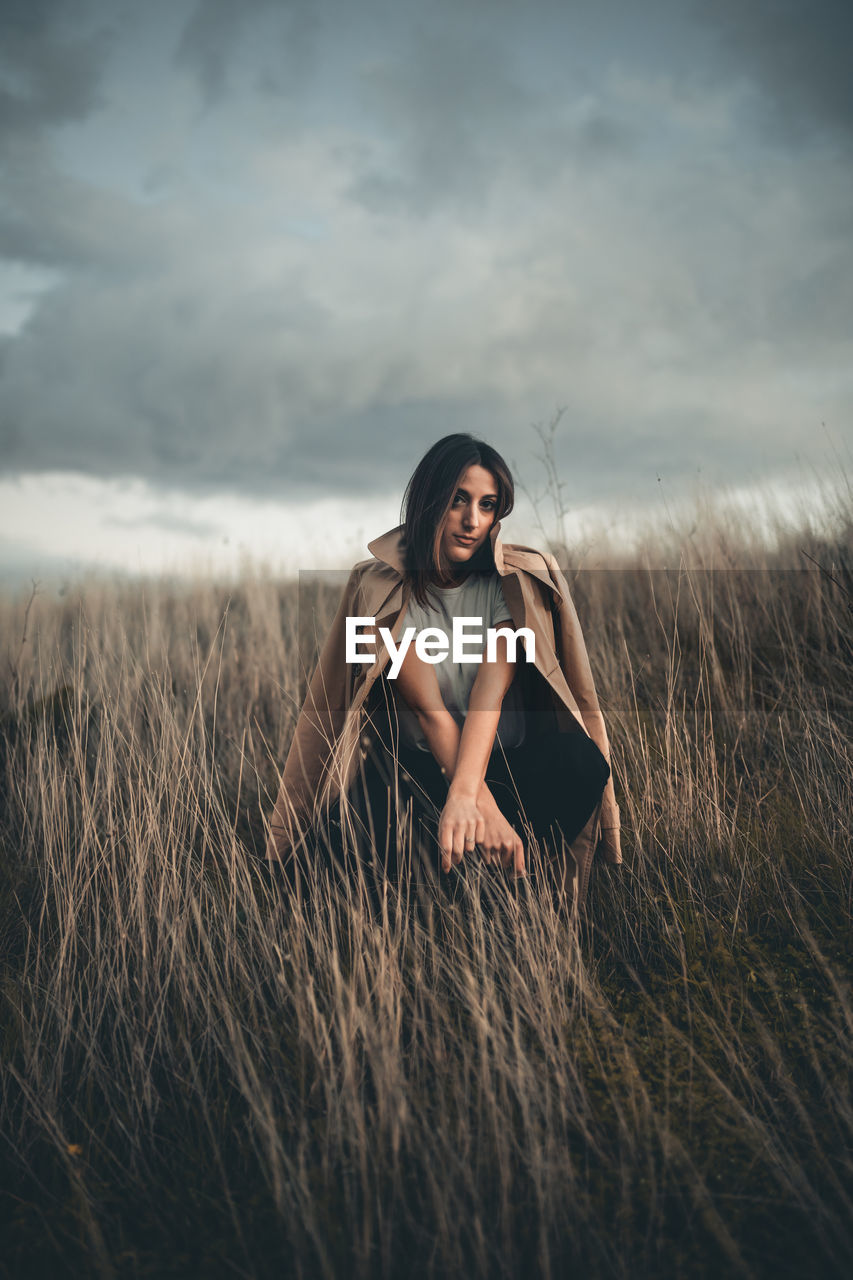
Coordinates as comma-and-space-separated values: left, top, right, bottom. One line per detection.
0, 0, 850, 513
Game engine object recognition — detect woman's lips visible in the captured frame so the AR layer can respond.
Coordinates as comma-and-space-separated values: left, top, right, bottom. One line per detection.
454, 535, 477, 545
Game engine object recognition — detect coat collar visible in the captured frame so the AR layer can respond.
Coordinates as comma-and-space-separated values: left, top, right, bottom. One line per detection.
366, 522, 558, 594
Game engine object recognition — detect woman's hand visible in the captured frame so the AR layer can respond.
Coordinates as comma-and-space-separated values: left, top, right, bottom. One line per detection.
477, 786, 525, 876
437, 786, 525, 877
437, 790, 486, 873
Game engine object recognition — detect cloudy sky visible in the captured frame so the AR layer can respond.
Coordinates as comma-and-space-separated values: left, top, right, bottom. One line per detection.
1, 0, 851, 583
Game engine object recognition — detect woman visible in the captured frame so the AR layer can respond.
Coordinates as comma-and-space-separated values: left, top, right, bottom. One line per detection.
265, 434, 621, 910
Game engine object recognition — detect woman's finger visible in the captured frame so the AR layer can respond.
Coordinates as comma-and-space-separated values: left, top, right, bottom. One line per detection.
496, 834, 514, 867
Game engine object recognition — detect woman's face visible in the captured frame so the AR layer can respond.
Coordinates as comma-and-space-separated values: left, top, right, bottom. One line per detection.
439, 464, 499, 569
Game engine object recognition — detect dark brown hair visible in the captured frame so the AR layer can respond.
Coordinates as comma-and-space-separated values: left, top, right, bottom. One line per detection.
400, 434, 515, 607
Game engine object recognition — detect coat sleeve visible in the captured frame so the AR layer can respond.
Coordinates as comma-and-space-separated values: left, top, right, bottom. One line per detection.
265, 567, 364, 863
546, 554, 622, 865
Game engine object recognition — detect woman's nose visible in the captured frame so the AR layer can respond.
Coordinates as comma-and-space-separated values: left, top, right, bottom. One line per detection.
463, 506, 479, 529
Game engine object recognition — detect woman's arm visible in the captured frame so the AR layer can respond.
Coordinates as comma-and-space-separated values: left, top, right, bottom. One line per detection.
449, 633, 516, 798
394, 636, 525, 874
443, 635, 525, 873
392, 647, 462, 780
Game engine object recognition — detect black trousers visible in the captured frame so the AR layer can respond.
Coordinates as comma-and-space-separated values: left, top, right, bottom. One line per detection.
332, 726, 610, 895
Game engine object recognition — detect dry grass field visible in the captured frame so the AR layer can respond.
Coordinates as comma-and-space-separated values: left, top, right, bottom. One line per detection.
1, 491, 852, 1278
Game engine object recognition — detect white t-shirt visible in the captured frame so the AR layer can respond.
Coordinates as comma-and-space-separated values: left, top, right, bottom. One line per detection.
391, 570, 526, 752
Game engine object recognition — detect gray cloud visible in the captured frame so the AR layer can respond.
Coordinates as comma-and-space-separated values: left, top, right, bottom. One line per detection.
174, 0, 321, 106
174, 0, 270, 105
698, 0, 853, 146
345, 3, 647, 217
0, 0, 851, 514
0, 0, 112, 141
348, 24, 535, 216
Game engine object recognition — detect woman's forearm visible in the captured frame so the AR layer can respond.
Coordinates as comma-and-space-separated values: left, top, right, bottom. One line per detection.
414, 707, 505, 810
411, 670, 523, 874
446, 708, 502, 799
396, 636, 515, 806
413, 707, 462, 778
447, 645, 515, 799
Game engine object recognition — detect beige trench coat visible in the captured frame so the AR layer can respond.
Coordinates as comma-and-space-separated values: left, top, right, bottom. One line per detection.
266, 522, 622, 908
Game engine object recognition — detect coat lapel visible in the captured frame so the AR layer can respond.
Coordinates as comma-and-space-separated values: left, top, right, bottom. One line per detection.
367, 521, 560, 596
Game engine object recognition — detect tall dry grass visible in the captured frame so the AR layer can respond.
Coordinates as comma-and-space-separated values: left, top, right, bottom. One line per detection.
1, 490, 851, 1278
